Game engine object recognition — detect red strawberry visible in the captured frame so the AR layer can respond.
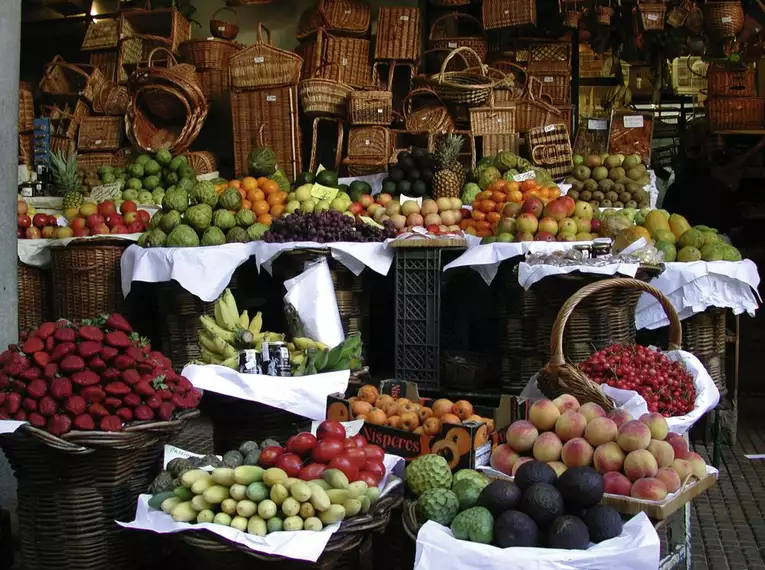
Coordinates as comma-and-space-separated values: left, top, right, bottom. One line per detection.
134, 405, 154, 421
123, 393, 141, 408
105, 331, 131, 348
80, 386, 106, 404
148, 352, 172, 369
27, 379, 47, 399
22, 337, 44, 354
116, 407, 133, 422
134, 381, 154, 397
71, 370, 100, 386
37, 322, 56, 340
50, 377, 73, 400
157, 402, 176, 421
105, 381, 130, 396
45, 336, 55, 352
5, 393, 22, 414
59, 355, 85, 373
28, 412, 46, 428
50, 342, 76, 363
113, 355, 136, 370
20, 367, 42, 381
124, 346, 146, 363
100, 415, 122, 432
177, 376, 193, 392
14, 410, 27, 421
102, 368, 121, 381
53, 327, 76, 343
43, 363, 58, 379
106, 314, 132, 333
137, 361, 156, 375
78, 341, 102, 359
101, 346, 119, 361
171, 393, 190, 409
7, 353, 31, 376
186, 389, 202, 408
38, 396, 57, 417
157, 389, 173, 401
103, 397, 122, 411
122, 369, 141, 385
87, 403, 109, 418
0, 375, 8, 390
22, 398, 37, 412
47, 413, 72, 436
146, 395, 162, 410
73, 414, 95, 430
32, 351, 50, 368
78, 325, 104, 343
87, 356, 107, 373
64, 396, 87, 416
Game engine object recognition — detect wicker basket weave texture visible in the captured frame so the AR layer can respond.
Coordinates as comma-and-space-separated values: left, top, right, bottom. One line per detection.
155, 281, 214, 370
18, 261, 49, 334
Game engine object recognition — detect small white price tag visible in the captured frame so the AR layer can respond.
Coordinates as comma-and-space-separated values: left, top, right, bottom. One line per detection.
254, 56, 265, 64
623, 115, 644, 128
543, 76, 554, 83
90, 182, 123, 202
513, 171, 536, 182
504, 9, 510, 14
95, 139, 103, 145
448, 42, 458, 48
588, 119, 608, 130
399, 15, 409, 21
544, 124, 556, 132
364, 139, 370, 145
495, 118, 504, 124
722, 16, 732, 23
647, 13, 659, 20
218, 26, 226, 31
342, 57, 348, 65
266, 95, 277, 102
399, 194, 423, 207
345, 8, 351, 13
377, 108, 383, 113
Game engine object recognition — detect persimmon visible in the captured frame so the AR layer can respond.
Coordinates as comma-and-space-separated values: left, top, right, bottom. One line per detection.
257, 176, 269, 185
242, 177, 258, 191
479, 199, 497, 212
253, 201, 270, 216
491, 191, 507, 203
548, 186, 561, 199
486, 211, 501, 224
471, 210, 485, 221
267, 192, 284, 206
477, 228, 492, 237
270, 204, 285, 218
465, 226, 478, 235
261, 179, 280, 194
257, 213, 273, 226
247, 188, 264, 202
507, 181, 520, 193
241, 199, 252, 210
476, 221, 491, 231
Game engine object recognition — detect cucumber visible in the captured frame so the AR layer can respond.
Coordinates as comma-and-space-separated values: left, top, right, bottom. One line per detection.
148, 491, 175, 510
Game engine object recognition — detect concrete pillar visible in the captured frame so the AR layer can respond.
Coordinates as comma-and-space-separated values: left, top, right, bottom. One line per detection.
0, 0, 21, 512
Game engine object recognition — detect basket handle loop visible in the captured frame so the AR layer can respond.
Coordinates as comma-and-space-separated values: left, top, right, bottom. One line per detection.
416, 47, 470, 76
212, 6, 239, 25
402, 87, 447, 122
438, 46, 486, 79
147, 47, 178, 68
548, 278, 683, 369
257, 23, 272, 45
428, 11, 485, 40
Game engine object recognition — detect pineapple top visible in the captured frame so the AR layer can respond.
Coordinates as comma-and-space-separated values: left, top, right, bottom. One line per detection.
434, 133, 464, 170
50, 150, 80, 195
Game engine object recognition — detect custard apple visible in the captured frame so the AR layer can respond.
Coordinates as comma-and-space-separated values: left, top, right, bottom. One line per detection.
416, 488, 459, 526
406, 454, 452, 496
450, 506, 494, 544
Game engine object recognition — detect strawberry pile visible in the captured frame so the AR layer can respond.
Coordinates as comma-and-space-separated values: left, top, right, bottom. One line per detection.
579, 344, 697, 417
0, 314, 201, 436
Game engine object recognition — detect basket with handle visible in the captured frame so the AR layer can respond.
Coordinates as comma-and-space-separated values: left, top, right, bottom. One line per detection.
296, 0, 371, 41
636, 1, 667, 31
402, 87, 454, 133
707, 62, 755, 97
596, 3, 615, 24
483, 0, 537, 29
118, 7, 191, 55
40, 56, 106, 103
77, 116, 124, 151
414, 46, 495, 105
375, 6, 420, 62
537, 278, 683, 410
469, 91, 517, 137
82, 18, 120, 52
428, 12, 488, 63
77, 152, 117, 171
704, 1, 744, 40
229, 24, 304, 90
179, 37, 241, 70
348, 89, 393, 125
92, 80, 129, 115
17, 261, 49, 334
210, 7, 239, 40
706, 97, 765, 131
299, 61, 353, 118
514, 77, 565, 132
183, 150, 217, 174
346, 125, 390, 162
527, 122, 573, 178
296, 28, 371, 89
528, 68, 570, 104
528, 42, 572, 72
491, 60, 527, 104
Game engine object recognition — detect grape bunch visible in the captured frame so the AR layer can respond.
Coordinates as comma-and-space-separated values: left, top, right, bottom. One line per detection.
262, 211, 397, 243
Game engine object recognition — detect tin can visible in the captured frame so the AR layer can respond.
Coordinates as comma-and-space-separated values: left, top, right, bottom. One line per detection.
238, 349, 263, 375
263, 341, 291, 377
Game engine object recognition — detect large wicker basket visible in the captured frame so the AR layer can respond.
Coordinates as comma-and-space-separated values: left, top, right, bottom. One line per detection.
155, 281, 214, 370
296, 0, 371, 41
428, 12, 488, 63
17, 261, 49, 334
299, 63, 353, 118
229, 24, 303, 90
707, 97, 765, 131
375, 6, 420, 62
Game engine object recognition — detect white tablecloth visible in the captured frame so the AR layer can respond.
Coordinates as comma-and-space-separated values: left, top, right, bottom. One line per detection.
19, 234, 142, 268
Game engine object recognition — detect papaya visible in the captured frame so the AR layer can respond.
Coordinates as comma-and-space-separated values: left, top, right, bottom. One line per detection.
669, 213, 691, 239
643, 210, 670, 236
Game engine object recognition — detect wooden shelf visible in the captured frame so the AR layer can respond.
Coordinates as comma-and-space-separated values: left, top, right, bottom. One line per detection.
715, 130, 765, 136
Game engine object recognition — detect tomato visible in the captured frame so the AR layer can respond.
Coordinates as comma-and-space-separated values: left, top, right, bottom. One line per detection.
357, 470, 380, 487
350, 434, 367, 448
298, 462, 327, 481
486, 212, 501, 224
312, 438, 345, 464
343, 447, 368, 470
364, 460, 385, 480
258, 445, 285, 468
286, 432, 317, 458
316, 420, 346, 441
471, 210, 485, 222
275, 453, 304, 477
476, 190, 493, 201
362, 444, 385, 462
329, 455, 359, 481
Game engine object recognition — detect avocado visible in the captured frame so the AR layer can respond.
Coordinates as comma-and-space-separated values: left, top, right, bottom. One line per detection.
411, 180, 428, 197
519, 483, 564, 527
556, 466, 604, 511
420, 168, 434, 184
476, 480, 522, 516
396, 180, 412, 194
583, 505, 623, 543
411, 147, 428, 161
514, 460, 557, 491
295, 172, 315, 185
546, 515, 590, 549
315, 170, 339, 188
407, 169, 421, 183
382, 180, 398, 195
398, 155, 415, 172
389, 168, 405, 182
493, 510, 539, 547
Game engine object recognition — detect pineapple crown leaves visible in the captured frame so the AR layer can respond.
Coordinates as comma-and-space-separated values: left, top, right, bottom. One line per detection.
435, 133, 464, 169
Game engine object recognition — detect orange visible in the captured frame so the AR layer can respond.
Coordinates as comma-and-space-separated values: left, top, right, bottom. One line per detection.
508, 190, 523, 203
480, 199, 497, 213
459, 219, 471, 230
276, 190, 288, 203
465, 226, 478, 236
486, 212, 501, 224
267, 192, 285, 207
257, 176, 269, 186
270, 204, 285, 218
261, 179, 279, 195
477, 228, 492, 237
548, 186, 561, 199
476, 220, 491, 231
257, 213, 273, 226
507, 181, 520, 193
253, 200, 270, 216
471, 210, 486, 222
538, 187, 551, 199
520, 179, 537, 192
249, 189, 265, 202
229, 180, 242, 189
214, 182, 227, 194
242, 177, 258, 192
237, 188, 247, 200
477, 190, 493, 201
491, 191, 507, 203
242, 199, 252, 210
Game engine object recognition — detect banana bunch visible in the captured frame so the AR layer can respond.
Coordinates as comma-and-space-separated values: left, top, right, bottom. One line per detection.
602, 84, 632, 110
293, 333, 363, 376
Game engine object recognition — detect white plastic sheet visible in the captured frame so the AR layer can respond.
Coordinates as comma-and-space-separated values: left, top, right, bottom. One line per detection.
253, 241, 394, 277
19, 234, 141, 268
182, 364, 349, 421
414, 512, 660, 570
517, 261, 640, 290
284, 258, 345, 348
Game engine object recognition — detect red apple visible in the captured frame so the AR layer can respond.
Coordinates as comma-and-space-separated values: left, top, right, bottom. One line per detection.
17, 228, 25, 239
312, 438, 346, 464
106, 213, 124, 229
286, 432, 317, 458
111, 225, 129, 234
376, 193, 392, 206
25, 227, 41, 239
349, 202, 364, 215
123, 211, 139, 225
93, 223, 110, 235
120, 200, 137, 214
137, 210, 150, 224
359, 195, 374, 208
41, 226, 56, 238
33, 214, 48, 228
521, 197, 544, 218
127, 221, 144, 233
71, 217, 87, 231
426, 224, 440, 234
87, 214, 105, 229
275, 453, 303, 477
561, 195, 576, 216
259, 445, 285, 467
98, 201, 117, 216
17, 214, 31, 228
73, 228, 90, 237
590, 219, 601, 233
316, 420, 346, 441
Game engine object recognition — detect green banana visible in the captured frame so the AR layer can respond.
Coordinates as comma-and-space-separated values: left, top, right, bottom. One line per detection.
198, 331, 223, 355
313, 349, 329, 371
248, 312, 263, 335
290, 352, 305, 366
294, 357, 308, 377
314, 341, 330, 351
330, 356, 351, 371
200, 316, 236, 344
220, 355, 238, 369
238, 310, 250, 329
201, 347, 224, 365
293, 337, 318, 351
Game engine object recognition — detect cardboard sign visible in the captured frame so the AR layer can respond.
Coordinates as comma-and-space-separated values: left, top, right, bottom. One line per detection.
90, 182, 122, 202
310, 183, 339, 202
513, 171, 537, 182
624, 115, 645, 128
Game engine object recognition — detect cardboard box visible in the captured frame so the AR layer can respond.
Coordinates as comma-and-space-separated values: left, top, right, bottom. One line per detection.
327, 380, 526, 470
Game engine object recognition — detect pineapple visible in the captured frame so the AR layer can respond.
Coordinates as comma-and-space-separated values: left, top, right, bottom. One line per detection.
51, 150, 84, 209
432, 133, 465, 199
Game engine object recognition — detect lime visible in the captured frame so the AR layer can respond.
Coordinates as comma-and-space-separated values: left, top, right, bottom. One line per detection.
135, 154, 151, 166
144, 160, 161, 176
126, 178, 143, 191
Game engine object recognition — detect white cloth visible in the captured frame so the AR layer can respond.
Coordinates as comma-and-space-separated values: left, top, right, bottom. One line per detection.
252, 241, 394, 277
18, 234, 142, 268
517, 261, 640, 290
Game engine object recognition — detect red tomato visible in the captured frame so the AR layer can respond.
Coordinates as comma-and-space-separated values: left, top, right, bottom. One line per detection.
316, 420, 346, 441
362, 445, 385, 462
312, 438, 345, 464
275, 453, 303, 477
357, 470, 380, 487
298, 463, 327, 481
329, 455, 359, 481
364, 460, 385, 480
343, 447, 367, 470
350, 434, 367, 448
286, 432, 317, 458
258, 445, 285, 468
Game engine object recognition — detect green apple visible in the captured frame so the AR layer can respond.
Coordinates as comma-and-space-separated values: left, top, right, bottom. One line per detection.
330, 198, 348, 212
295, 184, 313, 202
300, 199, 316, 213
286, 200, 301, 214
336, 191, 350, 202
315, 199, 331, 213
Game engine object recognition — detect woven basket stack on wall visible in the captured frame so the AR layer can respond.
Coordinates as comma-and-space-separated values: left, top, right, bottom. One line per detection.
179, 20, 242, 102
705, 62, 764, 131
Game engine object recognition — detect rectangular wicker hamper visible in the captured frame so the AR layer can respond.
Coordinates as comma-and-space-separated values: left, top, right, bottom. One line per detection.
706, 97, 765, 131
375, 7, 420, 62
295, 32, 371, 89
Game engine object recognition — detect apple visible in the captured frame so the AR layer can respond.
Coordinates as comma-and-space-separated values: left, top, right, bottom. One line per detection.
496, 217, 516, 235
120, 200, 137, 214
127, 221, 144, 233
106, 213, 124, 229
93, 223, 110, 235
574, 201, 594, 220
359, 194, 375, 208
426, 223, 440, 234
535, 231, 556, 242
516, 212, 539, 234
55, 227, 73, 239
349, 202, 364, 215
521, 197, 544, 218
590, 218, 601, 233
515, 231, 535, 242
73, 228, 90, 237
17, 200, 27, 215
558, 217, 578, 235
137, 210, 150, 224
87, 214, 105, 229
561, 195, 576, 216
575, 217, 592, 233
41, 226, 56, 238
17, 214, 31, 228
111, 225, 129, 234
538, 217, 559, 235
376, 193, 393, 206
543, 199, 569, 222
123, 211, 139, 225
32, 214, 48, 228
71, 217, 87, 231
25, 226, 41, 239
98, 200, 117, 216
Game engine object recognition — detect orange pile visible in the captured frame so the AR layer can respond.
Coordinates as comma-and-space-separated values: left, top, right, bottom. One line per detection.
213, 177, 286, 227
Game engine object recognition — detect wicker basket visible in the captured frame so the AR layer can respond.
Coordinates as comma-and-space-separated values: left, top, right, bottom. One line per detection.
537, 278, 681, 410
89, 50, 118, 83
681, 308, 728, 396
375, 6, 420, 62
179, 38, 241, 70
637, 2, 667, 31
19, 82, 34, 133
483, 0, 537, 29
40, 56, 105, 103
707, 63, 755, 97
210, 7, 239, 40
346, 125, 390, 162
198, 68, 230, 101
119, 7, 191, 54
513, 77, 566, 132
296, 0, 371, 41
82, 18, 120, 52
428, 12, 488, 63
78, 116, 124, 151
295, 30, 371, 89
92, 80, 129, 115
299, 63, 353, 118
481, 133, 521, 156
403, 87, 454, 133
348, 89, 392, 125
18, 133, 32, 165
528, 69, 570, 105
704, 1, 744, 39
183, 151, 217, 174
155, 281, 213, 370
469, 98, 517, 137
414, 46, 495, 105
43, 100, 91, 140
229, 24, 303, 90
309, 116, 345, 172
343, 159, 388, 176
49, 241, 128, 320
17, 261, 49, 334
707, 97, 765, 131
77, 152, 117, 172
0, 414, 192, 570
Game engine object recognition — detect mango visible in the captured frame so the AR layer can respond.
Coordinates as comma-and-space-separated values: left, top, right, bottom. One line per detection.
270, 483, 289, 506
643, 210, 670, 236
656, 241, 677, 262
300, 502, 316, 518
678, 229, 704, 250
170, 501, 198, 523
653, 228, 676, 244
161, 496, 183, 514
266, 517, 283, 533
213, 512, 232, 526
262, 468, 288, 487
180, 469, 208, 488
722, 245, 742, 261
221, 498, 238, 515
197, 509, 215, 524
230, 516, 249, 531
677, 246, 702, 262
669, 214, 691, 239
344, 498, 362, 517
246, 482, 269, 502
327, 489, 350, 505
282, 497, 301, 517
290, 481, 312, 502
347, 481, 368, 499
701, 243, 725, 261
191, 477, 214, 495
229, 483, 247, 501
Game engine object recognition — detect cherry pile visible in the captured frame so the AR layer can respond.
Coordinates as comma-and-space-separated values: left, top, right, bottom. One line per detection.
579, 344, 696, 417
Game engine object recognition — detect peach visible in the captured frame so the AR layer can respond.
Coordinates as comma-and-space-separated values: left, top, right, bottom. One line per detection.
490, 444, 520, 475
417, 407, 434, 423
553, 394, 580, 414
561, 437, 594, 468
656, 467, 681, 493
367, 408, 387, 425
555, 411, 588, 442
506, 420, 539, 453
647, 439, 675, 468
384, 402, 400, 418
623, 449, 659, 481
423, 416, 441, 436
617, 421, 652, 452
440, 413, 462, 425
607, 408, 633, 429
640, 412, 669, 441
681, 452, 707, 480
529, 399, 561, 431
399, 411, 420, 432
351, 400, 372, 417
603, 471, 632, 496
547, 461, 568, 476
452, 400, 474, 421
579, 402, 606, 423
511, 456, 534, 476
670, 459, 693, 483
357, 384, 379, 404
665, 433, 689, 458
431, 399, 453, 417
584, 417, 618, 447
593, 442, 625, 474
532, 432, 563, 463
631, 477, 668, 501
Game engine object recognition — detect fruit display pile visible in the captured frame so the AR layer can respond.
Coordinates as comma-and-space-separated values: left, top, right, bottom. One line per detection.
346, 195, 465, 235
286, 169, 355, 217
262, 211, 397, 243
197, 289, 362, 374
16, 202, 60, 240
490, 395, 708, 502
64, 199, 150, 237
0, 314, 201, 434
579, 345, 697, 416
105, 150, 196, 207
383, 147, 436, 198
408, 455, 623, 549
146, 424, 385, 533
565, 153, 651, 209
462, 151, 557, 204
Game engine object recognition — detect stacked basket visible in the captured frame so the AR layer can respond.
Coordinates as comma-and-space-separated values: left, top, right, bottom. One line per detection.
18, 82, 34, 166
705, 61, 764, 131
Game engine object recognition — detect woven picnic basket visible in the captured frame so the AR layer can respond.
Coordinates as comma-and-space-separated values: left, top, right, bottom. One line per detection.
299, 62, 353, 118
402, 87, 454, 133
118, 7, 191, 55
414, 46, 495, 105
707, 97, 765, 131
40, 56, 106, 103
296, 29, 371, 88
514, 77, 566, 132
428, 12, 488, 63
296, 0, 371, 41
704, 1, 744, 40
375, 6, 420, 62
346, 125, 390, 162
707, 63, 755, 97
527, 122, 573, 178
92, 80, 129, 115
209, 7, 239, 40
483, 0, 537, 28
78, 116, 124, 151
82, 18, 120, 52
229, 24, 303, 90
636, 1, 667, 31
179, 38, 241, 70
17, 261, 49, 334
348, 89, 393, 125
469, 97, 517, 137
